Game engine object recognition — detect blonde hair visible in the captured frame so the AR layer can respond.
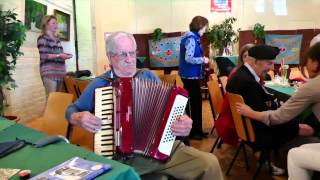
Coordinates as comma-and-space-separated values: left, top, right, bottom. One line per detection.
41, 15, 57, 34
238, 43, 254, 67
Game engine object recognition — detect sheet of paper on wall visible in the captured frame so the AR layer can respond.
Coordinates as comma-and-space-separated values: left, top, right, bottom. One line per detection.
0, 168, 20, 179
29, 157, 112, 180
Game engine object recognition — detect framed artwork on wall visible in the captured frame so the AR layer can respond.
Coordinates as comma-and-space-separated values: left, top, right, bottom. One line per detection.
54, 10, 70, 41
24, 0, 47, 32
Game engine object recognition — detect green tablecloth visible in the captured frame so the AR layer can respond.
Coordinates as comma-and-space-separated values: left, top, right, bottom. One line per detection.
0, 116, 15, 131
265, 81, 295, 96
0, 121, 140, 180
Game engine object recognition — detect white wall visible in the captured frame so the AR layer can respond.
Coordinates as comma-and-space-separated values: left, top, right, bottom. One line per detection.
93, 0, 320, 74
1, 0, 75, 121
75, 0, 96, 74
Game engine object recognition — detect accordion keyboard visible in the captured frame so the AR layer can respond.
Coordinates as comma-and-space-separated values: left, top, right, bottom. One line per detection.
94, 86, 114, 158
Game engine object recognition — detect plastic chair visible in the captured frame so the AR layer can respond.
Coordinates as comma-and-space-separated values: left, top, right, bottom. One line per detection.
226, 93, 273, 180
25, 92, 73, 137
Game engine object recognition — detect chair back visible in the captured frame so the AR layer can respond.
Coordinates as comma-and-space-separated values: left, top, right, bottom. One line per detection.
26, 92, 73, 136
75, 79, 90, 95
152, 70, 164, 77
207, 78, 224, 118
64, 76, 79, 101
227, 92, 255, 142
170, 70, 184, 87
161, 74, 177, 84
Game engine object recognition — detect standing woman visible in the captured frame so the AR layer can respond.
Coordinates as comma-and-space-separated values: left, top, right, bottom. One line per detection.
179, 16, 209, 140
37, 15, 72, 98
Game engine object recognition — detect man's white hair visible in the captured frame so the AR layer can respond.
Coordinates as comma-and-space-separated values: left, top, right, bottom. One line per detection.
310, 33, 320, 47
105, 31, 137, 56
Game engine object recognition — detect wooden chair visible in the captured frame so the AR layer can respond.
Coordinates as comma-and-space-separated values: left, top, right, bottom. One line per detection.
63, 76, 79, 101
170, 70, 184, 87
226, 92, 273, 179
152, 70, 164, 77
25, 92, 73, 137
207, 78, 224, 152
75, 79, 90, 96
161, 74, 177, 84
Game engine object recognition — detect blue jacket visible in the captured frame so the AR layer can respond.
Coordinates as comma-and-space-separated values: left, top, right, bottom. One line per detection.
178, 31, 205, 79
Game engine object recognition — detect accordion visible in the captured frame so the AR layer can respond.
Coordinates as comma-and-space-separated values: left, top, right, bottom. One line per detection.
94, 78, 189, 161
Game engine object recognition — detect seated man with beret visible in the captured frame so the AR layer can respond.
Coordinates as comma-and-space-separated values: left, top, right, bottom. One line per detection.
226, 45, 313, 153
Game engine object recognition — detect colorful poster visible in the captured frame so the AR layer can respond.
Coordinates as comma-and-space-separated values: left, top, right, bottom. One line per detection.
148, 37, 181, 68
211, 0, 232, 12
265, 34, 303, 64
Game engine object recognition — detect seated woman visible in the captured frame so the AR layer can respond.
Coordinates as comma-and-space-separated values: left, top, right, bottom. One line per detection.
237, 42, 320, 180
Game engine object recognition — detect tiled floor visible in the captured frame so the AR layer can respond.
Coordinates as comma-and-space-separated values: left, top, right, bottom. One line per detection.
192, 100, 287, 180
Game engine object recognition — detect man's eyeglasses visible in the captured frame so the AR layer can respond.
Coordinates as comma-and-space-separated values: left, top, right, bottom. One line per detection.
112, 51, 137, 59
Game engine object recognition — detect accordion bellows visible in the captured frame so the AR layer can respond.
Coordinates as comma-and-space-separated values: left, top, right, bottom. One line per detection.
94, 78, 189, 161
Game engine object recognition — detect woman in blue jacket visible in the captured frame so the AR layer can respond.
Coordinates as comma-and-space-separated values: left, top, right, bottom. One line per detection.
179, 16, 209, 140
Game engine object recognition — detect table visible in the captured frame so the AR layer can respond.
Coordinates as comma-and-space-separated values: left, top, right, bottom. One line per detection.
265, 81, 295, 101
75, 76, 95, 81
0, 119, 140, 180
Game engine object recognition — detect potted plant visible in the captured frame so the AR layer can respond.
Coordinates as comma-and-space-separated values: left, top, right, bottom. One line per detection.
205, 17, 239, 56
0, 8, 26, 116
152, 28, 163, 42
252, 23, 265, 44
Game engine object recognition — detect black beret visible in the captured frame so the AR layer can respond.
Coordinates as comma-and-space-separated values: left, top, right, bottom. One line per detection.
248, 45, 280, 60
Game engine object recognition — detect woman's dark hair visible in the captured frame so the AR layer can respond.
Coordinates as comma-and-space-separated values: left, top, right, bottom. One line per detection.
305, 42, 320, 72
189, 16, 209, 32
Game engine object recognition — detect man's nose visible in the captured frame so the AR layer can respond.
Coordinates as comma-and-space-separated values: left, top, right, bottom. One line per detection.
124, 56, 135, 64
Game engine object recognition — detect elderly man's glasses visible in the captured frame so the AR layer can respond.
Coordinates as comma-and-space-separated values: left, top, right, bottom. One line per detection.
112, 51, 137, 59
